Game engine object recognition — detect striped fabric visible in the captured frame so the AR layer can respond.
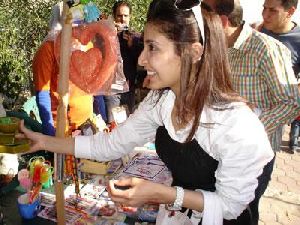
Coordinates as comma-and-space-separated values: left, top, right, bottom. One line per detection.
228, 24, 300, 151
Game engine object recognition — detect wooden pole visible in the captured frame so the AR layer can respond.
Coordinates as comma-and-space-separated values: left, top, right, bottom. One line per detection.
54, 1, 72, 224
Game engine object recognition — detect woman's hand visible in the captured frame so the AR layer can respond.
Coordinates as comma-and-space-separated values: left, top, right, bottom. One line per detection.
107, 177, 161, 207
16, 120, 46, 153
16, 120, 75, 155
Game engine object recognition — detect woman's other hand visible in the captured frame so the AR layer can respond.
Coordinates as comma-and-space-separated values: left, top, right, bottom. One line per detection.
107, 177, 161, 207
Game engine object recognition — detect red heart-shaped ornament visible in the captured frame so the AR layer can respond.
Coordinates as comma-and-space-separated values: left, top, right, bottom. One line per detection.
70, 48, 102, 92
55, 21, 118, 94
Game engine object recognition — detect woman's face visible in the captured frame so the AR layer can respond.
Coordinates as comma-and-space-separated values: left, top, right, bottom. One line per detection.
138, 23, 181, 94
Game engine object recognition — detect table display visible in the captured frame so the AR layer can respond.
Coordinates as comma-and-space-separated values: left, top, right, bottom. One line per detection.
1, 149, 171, 225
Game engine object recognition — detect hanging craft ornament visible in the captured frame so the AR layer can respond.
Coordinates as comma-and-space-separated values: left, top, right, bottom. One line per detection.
55, 20, 125, 95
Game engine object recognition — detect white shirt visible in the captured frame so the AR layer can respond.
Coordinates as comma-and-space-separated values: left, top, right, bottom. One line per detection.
75, 90, 274, 224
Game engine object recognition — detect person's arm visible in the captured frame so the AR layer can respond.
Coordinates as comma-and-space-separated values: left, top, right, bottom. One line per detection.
33, 41, 57, 136
258, 42, 300, 135
74, 91, 163, 161
93, 95, 107, 122
18, 120, 74, 154
19, 92, 159, 158
36, 91, 55, 136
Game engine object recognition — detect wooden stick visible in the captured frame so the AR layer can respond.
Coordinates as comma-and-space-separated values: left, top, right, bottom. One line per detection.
55, 181, 65, 224
54, 1, 72, 224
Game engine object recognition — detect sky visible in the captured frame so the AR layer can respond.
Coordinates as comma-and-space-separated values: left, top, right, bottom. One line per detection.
240, 0, 300, 24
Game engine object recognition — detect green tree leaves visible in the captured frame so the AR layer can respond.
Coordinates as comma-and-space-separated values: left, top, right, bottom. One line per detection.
0, 0, 56, 109
0, 0, 150, 109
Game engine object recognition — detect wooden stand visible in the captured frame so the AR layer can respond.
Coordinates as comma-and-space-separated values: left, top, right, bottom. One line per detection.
54, 1, 72, 224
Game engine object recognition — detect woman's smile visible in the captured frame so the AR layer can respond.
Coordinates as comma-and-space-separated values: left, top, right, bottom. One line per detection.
147, 71, 157, 76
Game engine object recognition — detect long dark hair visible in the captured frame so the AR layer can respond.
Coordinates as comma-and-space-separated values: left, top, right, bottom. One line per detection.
147, 0, 244, 141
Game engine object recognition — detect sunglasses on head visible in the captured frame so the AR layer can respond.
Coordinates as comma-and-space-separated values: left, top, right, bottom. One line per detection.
174, 0, 205, 45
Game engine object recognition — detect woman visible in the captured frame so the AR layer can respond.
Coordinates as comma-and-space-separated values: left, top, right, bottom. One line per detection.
18, 0, 273, 224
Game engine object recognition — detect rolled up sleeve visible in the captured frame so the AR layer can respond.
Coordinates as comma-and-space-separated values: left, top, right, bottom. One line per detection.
74, 91, 163, 161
